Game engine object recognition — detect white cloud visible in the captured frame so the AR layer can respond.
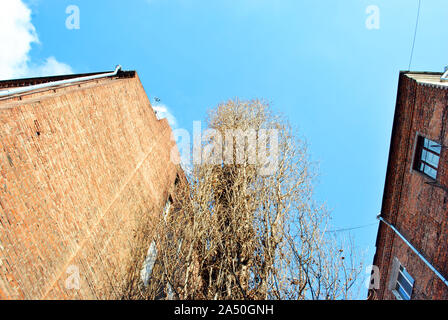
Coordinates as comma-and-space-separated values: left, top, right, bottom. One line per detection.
0, 0, 73, 80
153, 103, 178, 128
25, 57, 73, 78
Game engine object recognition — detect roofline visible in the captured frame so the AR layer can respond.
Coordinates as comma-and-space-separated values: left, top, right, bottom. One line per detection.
399, 70, 444, 76
0, 68, 136, 90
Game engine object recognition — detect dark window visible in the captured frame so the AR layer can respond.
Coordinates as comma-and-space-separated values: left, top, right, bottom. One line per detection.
414, 136, 441, 179
395, 265, 414, 300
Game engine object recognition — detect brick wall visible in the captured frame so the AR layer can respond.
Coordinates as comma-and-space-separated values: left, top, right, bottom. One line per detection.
370, 72, 448, 300
0, 74, 181, 299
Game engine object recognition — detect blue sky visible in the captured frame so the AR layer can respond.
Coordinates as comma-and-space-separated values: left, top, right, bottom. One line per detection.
2, 0, 448, 296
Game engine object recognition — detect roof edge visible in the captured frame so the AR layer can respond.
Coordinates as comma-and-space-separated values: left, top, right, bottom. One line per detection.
0, 69, 136, 90
399, 70, 444, 76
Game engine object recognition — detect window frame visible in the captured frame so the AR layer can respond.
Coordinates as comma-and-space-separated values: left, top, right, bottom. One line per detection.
393, 265, 415, 300
413, 135, 441, 180
390, 258, 415, 300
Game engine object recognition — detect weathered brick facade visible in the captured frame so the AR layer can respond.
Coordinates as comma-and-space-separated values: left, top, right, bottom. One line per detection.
0, 71, 181, 299
370, 71, 448, 300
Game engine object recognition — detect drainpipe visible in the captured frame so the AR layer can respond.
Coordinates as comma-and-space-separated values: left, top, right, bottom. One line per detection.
441, 66, 448, 82
0, 65, 122, 98
377, 214, 448, 287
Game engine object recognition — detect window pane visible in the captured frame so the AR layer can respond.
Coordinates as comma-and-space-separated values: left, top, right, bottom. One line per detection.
423, 138, 441, 153
397, 283, 411, 300
433, 154, 439, 167
421, 149, 428, 162
397, 272, 413, 295
425, 138, 441, 154
420, 162, 425, 171
140, 241, 158, 286
429, 144, 442, 154
425, 151, 439, 168
423, 165, 437, 179
401, 268, 415, 286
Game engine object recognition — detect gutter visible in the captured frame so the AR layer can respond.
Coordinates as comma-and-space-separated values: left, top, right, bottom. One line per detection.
0, 65, 122, 98
377, 214, 448, 288
441, 66, 448, 82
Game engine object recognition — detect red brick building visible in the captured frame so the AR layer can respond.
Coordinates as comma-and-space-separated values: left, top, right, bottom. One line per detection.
0, 67, 182, 299
369, 71, 448, 300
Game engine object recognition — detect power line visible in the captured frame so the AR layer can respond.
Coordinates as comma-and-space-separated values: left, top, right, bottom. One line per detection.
325, 222, 378, 233
408, 0, 422, 71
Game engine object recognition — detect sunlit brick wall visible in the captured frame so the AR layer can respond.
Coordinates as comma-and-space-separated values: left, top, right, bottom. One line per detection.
0, 74, 179, 299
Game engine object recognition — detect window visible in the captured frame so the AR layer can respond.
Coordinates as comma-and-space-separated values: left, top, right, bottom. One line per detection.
414, 136, 441, 179
140, 198, 173, 287
390, 258, 414, 300
394, 265, 415, 300
140, 241, 157, 287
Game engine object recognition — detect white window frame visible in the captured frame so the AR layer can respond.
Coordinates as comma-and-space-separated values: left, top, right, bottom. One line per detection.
389, 258, 414, 300
140, 198, 173, 287
140, 241, 157, 287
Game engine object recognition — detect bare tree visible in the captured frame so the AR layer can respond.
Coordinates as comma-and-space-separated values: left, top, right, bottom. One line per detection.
129, 99, 362, 300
